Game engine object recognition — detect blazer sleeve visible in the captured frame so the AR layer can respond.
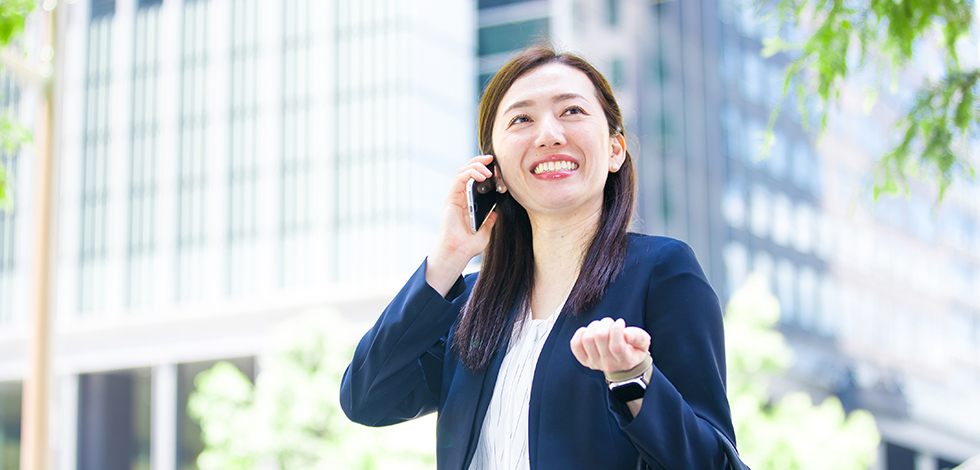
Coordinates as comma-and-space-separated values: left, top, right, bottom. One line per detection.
611, 239, 735, 469
340, 259, 469, 427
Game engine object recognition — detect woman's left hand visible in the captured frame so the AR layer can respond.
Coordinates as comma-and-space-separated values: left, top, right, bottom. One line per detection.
570, 317, 651, 374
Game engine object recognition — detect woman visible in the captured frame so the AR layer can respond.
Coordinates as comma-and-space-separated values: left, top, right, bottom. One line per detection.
340, 45, 737, 469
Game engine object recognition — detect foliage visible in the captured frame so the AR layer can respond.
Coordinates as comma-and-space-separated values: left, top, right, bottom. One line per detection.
187, 312, 437, 470
757, 0, 978, 201
0, 0, 35, 208
0, 0, 33, 46
726, 275, 880, 470
0, 116, 30, 207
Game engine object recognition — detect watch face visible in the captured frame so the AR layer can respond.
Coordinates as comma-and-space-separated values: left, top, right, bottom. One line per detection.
610, 382, 646, 402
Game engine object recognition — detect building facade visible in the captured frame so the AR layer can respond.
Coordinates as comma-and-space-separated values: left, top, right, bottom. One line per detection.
0, 0, 978, 469
0, 0, 475, 468
474, 0, 980, 469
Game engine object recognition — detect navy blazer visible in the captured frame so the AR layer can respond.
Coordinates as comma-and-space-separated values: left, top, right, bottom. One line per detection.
341, 234, 736, 469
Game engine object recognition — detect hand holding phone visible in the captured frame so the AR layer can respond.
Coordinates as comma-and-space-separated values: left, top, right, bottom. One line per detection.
466, 157, 497, 233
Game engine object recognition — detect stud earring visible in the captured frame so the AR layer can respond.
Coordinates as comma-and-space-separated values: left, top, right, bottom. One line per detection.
497, 185, 505, 193
610, 163, 620, 172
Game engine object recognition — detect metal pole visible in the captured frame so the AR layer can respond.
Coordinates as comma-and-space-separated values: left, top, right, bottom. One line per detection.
20, 1, 57, 469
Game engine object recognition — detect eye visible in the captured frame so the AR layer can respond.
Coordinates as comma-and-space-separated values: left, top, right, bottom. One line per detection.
562, 106, 587, 116
508, 114, 531, 127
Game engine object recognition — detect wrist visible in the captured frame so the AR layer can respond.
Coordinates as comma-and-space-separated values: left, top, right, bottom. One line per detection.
424, 252, 469, 298
606, 354, 653, 403
603, 353, 652, 383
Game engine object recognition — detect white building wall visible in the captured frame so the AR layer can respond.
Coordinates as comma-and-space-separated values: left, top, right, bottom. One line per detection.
1, 0, 476, 467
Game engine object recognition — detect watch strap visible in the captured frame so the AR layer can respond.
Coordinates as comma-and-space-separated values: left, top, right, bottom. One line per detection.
604, 353, 652, 383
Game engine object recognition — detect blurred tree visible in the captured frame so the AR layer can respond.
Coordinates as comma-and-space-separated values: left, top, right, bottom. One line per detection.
757, 0, 978, 200
725, 275, 880, 469
187, 312, 437, 470
0, 0, 34, 208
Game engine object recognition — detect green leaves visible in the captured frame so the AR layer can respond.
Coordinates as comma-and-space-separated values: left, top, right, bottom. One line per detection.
725, 276, 881, 470
0, 0, 35, 208
878, 70, 979, 200
0, 0, 33, 47
187, 312, 438, 470
758, 0, 978, 201
0, 116, 31, 209
0, 115, 31, 153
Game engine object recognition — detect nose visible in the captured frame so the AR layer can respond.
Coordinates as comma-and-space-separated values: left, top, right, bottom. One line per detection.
534, 115, 566, 148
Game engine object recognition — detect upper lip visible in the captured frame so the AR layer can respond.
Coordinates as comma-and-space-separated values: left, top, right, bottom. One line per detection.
530, 154, 579, 172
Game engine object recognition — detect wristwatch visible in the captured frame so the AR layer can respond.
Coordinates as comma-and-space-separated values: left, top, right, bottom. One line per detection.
608, 376, 647, 402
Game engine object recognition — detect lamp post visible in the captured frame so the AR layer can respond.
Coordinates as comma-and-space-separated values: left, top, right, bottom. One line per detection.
1, 1, 58, 469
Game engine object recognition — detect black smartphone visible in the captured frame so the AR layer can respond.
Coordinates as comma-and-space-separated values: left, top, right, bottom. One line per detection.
466, 158, 497, 233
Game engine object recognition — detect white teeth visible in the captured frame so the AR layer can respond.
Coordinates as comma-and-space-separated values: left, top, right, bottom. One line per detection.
533, 161, 578, 174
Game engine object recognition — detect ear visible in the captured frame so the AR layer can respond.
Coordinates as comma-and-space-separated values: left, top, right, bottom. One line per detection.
609, 134, 626, 172
494, 164, 508, 194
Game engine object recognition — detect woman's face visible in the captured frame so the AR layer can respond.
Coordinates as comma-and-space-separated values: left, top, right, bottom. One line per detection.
491, 63, 625, 219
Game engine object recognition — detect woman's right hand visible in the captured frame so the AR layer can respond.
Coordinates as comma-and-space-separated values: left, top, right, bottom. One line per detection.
425, 154, 499, 297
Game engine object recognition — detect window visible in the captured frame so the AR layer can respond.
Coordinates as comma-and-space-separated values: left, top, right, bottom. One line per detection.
721, 106, 742, 160
80, 10, 114, 313
228, 0, 261, 295
752, 251, 775, 292
478, 0, 535, 8
792, 203, 815, 254
819, 275, 839, 337
177, 0, 210, 302
478, 18, 549, 57
775, 259, 796, 324
606, 0, 621, 27
723, 242, 749, 299
128, 0, 163, 308
720, 41, 740, 86
744, 119, 766, 167
77, 368, 152, 470
0, 70, 21, 323
740, 53, 762, 104
771, 192, 792, 247
610, 57, 625, 89
91, 0, 115, 19
736, 3, 759, 38
0, 382, 21, 466
792, 141, 821, 195
722, 177, 746, 230
749, 185, 771, 239
815, 213, 834, 260
797, 266, 818, 330
281, 0, 314, 287
767, 132, 788, 180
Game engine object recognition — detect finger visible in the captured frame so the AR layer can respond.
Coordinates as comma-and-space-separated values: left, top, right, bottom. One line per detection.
468, 155, 495, 176
607, 319, 630, 360
456, 167, 492, 185
580, 327, 603, 369
570, 327, 590, 365
591, 318, 615, 364
476, 211, 498, 236
623, 326, 651, 352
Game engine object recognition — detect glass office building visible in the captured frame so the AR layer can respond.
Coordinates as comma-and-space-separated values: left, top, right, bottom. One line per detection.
476, 0, 980, 469
0, 0, 978, 468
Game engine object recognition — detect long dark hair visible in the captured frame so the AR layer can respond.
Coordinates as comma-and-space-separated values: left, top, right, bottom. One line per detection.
453, 45, 637, 371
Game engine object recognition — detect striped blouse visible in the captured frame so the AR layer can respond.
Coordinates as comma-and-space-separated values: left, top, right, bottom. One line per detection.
467, 302, 564, 470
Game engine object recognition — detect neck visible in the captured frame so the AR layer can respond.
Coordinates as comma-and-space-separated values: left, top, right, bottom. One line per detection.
528, 205, 601, 282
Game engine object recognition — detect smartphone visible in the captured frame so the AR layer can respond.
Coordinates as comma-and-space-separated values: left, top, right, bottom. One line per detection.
466, 158, 497, 234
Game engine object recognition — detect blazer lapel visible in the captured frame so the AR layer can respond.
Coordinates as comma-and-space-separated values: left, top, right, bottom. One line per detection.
438, 296, 521, 470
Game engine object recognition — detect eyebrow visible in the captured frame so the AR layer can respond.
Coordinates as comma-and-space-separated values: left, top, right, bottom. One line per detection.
501, 93, 587, 115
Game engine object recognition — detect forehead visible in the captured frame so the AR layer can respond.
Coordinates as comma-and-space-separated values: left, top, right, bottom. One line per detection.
498, 63, 599, 111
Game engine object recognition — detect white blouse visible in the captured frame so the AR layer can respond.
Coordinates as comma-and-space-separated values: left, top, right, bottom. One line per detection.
467, 303, 563, 470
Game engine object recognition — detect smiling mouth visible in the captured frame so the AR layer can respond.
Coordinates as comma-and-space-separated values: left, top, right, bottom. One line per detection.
532, 161, 579, 174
